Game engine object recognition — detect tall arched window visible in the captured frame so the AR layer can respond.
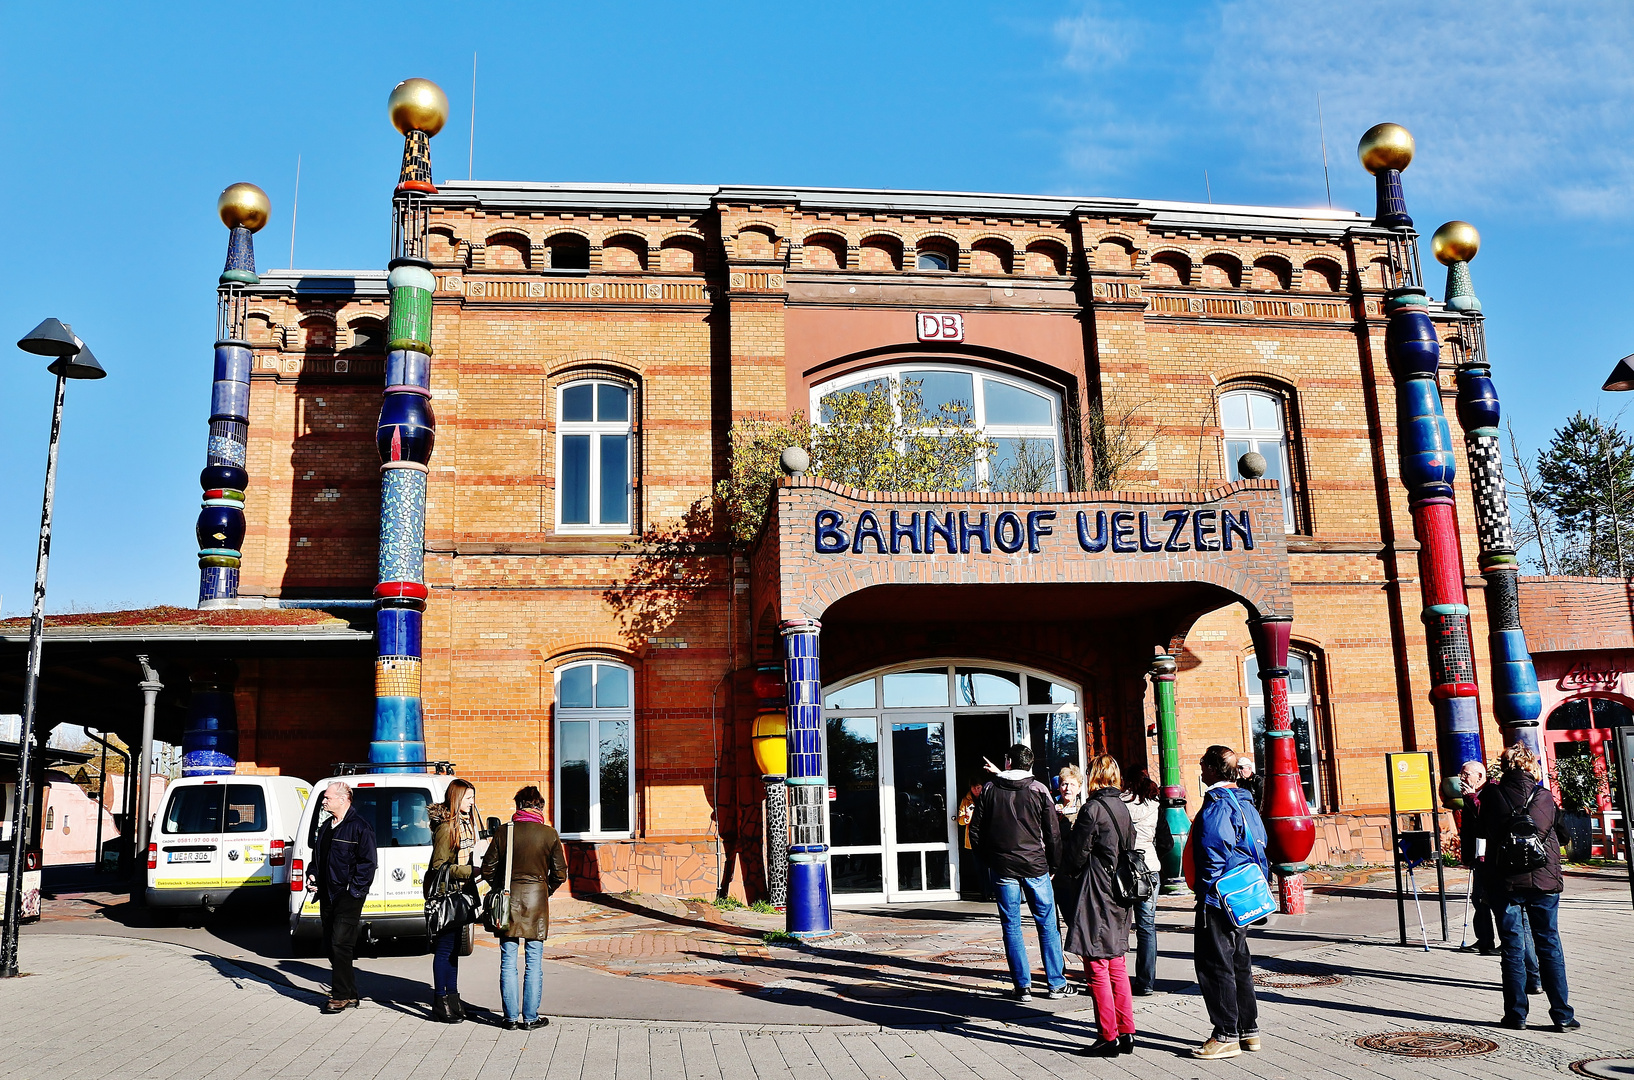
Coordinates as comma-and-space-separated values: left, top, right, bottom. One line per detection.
811, 364, 1065, 492
1220, 386, 1299, 530
556, 379, 633, 532
555, 659, 634, 837
1244, 649, 1326, 812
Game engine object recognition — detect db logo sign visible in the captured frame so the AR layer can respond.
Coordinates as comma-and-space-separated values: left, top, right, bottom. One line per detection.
917, 312, 964, 343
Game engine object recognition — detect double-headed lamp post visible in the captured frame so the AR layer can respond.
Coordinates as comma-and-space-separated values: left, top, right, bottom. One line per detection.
2, 319, 105, 979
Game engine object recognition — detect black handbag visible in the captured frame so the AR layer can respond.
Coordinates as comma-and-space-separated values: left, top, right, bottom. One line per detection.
1095, 793, 1154, 907
423, 864, 479, 935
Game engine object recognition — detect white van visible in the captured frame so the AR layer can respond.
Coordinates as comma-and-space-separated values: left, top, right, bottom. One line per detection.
147, 774, 311, 910
288, 767, 473, 953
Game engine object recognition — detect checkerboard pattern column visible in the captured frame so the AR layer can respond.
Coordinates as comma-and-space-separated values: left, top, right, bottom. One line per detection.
781, 619, 832, 937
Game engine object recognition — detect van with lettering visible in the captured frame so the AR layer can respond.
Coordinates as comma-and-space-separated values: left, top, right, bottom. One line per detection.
147, 774, 311, 911
288, 765, 472, 954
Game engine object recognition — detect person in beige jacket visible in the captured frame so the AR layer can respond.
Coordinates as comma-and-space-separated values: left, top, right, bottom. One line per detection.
480, 785, 568, 1030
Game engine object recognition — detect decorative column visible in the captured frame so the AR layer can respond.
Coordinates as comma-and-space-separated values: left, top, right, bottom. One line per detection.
750, 665, 790, 908
371, 79, 447, 770
182, 662, 239, 777
780, 619, 832, 937
1437, 222, 1544, 769
1149, 647, 1190, 894
1362, 124, 1485, 797
1248, 617, 1315, 913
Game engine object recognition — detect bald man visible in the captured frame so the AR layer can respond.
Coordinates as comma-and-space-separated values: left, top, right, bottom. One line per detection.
309, 781, 377, 1013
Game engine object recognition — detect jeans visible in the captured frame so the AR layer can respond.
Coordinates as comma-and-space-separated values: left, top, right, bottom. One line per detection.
432, 927, 460, 995
990, 871, 1067, 992
1086, 956, 1135, 1039
1194, 902, 1258, 1041
500, 937, 544, 1022
319, 892, 365, 1001
1496, 890, 1573, 1026
1132, 894, 1158, 993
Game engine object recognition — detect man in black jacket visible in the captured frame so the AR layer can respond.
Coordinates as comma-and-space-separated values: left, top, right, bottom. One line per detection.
1477, 745, 1577, 1032
309, 781, 378, 1013
968, 743, 1073, 1002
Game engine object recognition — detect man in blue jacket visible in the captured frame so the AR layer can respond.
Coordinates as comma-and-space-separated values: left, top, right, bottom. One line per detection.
309, 781, 378, 1013
1191, 745, 1268, 1060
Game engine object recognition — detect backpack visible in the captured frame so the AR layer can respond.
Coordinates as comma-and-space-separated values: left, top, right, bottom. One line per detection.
1501, 787, 1549, 875
1098, 794, 1154, 907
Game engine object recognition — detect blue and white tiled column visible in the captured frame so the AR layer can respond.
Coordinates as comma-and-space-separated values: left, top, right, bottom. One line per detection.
781, 619, 832, 937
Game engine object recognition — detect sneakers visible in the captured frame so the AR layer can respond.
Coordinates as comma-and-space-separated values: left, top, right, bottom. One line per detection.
1013, 986, 1033, 1003
1192, 1037, 1242, 1059
1240, 1032, 1262, 1052
1047, 984, 1079, 1000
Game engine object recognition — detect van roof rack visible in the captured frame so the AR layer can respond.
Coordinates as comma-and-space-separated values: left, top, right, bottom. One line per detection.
330, 761, 458, 776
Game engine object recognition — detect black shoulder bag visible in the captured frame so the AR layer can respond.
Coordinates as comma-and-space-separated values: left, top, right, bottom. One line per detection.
1103, 794, 1155, 907
1501, 787, 1549, 875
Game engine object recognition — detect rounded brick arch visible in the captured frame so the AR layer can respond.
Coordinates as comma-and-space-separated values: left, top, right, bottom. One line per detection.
543, 350, 644, 379
540, 638, 641, 665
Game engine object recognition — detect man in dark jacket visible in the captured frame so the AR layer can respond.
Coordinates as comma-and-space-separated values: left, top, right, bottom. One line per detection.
1190, 745, 1269, 1060
1477, 744, 1577, 1032
308, 781, 378, 1013
1456, 760, 1498, 955
968, 743, 1072, 1002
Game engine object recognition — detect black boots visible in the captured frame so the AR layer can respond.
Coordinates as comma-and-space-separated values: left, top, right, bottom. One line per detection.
432, 993, 465, 1023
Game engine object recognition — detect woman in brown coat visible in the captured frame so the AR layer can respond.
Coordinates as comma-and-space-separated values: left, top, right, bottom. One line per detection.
427, 779, 479, 1023
480, 785, 568, 1030
1061, 754, 1138, 1057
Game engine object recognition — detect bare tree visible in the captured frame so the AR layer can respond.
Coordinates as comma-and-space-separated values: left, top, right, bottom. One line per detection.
1507, 419, 1557, 575
1086, 393, 1156, 490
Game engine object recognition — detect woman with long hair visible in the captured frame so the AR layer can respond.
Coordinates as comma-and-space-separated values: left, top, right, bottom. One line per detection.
1122, 769, 1161, 995
481, 785, 569, 1030
427, 778, 480, 1022
1062, 754, 1138, 1056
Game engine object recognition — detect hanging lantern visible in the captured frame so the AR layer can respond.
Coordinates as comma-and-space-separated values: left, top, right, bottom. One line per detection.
751, 668, 784, 702
751, 709, 787, 778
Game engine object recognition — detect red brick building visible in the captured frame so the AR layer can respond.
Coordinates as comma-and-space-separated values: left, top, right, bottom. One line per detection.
199, 181, 1522, 900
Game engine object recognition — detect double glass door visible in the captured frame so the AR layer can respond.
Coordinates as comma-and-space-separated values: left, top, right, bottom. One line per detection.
822, 663, 1084, 905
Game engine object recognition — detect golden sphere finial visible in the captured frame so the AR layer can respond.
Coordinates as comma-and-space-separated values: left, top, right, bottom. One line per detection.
1432, 221, 1481, 265
1358, 123, 1415, 174
218, 182, 270, 232
389, 78, 448, 136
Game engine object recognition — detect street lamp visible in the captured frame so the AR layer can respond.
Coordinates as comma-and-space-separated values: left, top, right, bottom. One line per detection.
1604, 354, 1634, 393
2, 319, 105, 979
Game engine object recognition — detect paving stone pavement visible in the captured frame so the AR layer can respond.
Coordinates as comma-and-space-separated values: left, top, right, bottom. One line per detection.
3, 869, 1630, 1078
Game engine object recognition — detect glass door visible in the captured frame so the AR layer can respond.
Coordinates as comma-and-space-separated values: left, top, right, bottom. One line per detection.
825, 714, 884, 902
884, 717, 955, 899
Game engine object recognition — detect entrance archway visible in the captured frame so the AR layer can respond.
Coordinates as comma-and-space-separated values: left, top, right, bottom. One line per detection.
821, 660, 1083, 904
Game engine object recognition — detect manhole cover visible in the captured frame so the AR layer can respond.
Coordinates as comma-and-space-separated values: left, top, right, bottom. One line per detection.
1253, 971, 1346, 989
1355, 1032, 1500, 1058
1572, 1059, 1634, 1078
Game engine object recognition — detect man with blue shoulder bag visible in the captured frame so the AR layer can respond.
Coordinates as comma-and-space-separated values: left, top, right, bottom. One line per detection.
1191, 745, 1272, 1060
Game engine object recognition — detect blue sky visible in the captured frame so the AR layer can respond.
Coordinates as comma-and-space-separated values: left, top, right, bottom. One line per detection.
1, 1, 1630, 614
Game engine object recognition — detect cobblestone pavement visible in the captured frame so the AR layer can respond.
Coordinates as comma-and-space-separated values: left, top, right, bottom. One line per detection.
6, 867, 1629, 1078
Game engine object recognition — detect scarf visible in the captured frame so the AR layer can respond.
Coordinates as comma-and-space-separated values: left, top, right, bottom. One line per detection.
512, 808, 546, 824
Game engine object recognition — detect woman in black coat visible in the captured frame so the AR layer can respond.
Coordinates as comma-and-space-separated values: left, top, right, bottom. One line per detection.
1061, 754, 1137, 1057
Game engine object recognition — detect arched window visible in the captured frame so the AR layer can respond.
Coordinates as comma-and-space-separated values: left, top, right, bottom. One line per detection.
1220, 386, 1300, 530
811, 364, 1065, 492
555, 660, 634, 837
556, 379, 633, 532
1244, 649, 1327, 812
916, 249, 951, 271
346, 320, 384, 353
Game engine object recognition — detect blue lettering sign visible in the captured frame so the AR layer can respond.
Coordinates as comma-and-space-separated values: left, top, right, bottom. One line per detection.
852, 510, 887, 554
1222, 510, 1254, 550
1163, 509, 1191, 552
1076, 511, 1108, 552
924, 511, 957, 553
1192, 509, 1220, 552
1026, 510, 1056, 553
889, 511, 921, 554
815, 510, 848, 553
993, 511, 1024, 553
1111, 511, 1137, 553
1137, 511, 1164, 553
959, 512, 991, 554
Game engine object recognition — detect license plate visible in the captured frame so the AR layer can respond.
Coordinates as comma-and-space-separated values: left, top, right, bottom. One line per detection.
168, 851, 211, 863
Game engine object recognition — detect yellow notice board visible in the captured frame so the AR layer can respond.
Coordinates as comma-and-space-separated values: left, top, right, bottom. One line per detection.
1387, 752, 1435, 813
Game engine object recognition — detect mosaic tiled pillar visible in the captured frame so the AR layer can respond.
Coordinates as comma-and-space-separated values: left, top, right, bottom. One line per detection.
182, 662, 239, 776
1150, 648, 1190, 894
764, 780, 789, 908
1363, 126, 1485, 800
780, 619, 832, 937
371, 79, 445, 770
1249, 617, 1314, 913
1439, 224, 1543, 766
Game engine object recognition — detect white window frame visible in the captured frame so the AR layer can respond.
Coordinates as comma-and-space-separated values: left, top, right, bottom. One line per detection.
554, 379, 634, 534
809, 363, 1066, 492
1220, 387, 1298, 529
1244, 649, 1325, 813
553, 659, 636, 839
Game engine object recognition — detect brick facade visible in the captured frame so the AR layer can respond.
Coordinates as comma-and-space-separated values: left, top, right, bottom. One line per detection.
223, 181, 1517, 898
